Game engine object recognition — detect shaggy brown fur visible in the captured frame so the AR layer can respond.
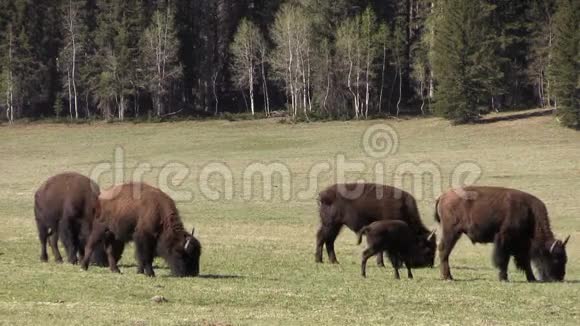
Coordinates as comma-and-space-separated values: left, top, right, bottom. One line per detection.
34, 172, 107, 265
357, 220, 436, 279
81, 182, 201, 277
435, 186, 569, 282
316, 183, 436, 265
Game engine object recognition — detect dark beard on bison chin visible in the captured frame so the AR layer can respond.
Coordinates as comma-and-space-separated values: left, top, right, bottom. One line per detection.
532, 256, 555, 282
165, 253, 198, 277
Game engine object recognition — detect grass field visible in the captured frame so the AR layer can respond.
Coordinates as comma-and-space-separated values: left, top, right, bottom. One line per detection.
0, 115, 579, 325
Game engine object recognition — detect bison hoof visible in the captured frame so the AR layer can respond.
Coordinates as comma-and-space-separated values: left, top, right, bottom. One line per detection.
40, 256, 48, 263
54, 258, 63, 264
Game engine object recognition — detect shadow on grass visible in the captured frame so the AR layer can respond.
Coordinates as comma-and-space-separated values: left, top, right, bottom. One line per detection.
198, 274, 245, 280
453, 265, 493, 271
446, 278, 488, 282
117, 263, 169, 270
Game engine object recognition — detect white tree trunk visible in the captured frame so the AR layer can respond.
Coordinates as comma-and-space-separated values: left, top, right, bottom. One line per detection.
7, 26, 14, 124
67, 68, 73, 119
378, 45, 386, 113
396, 63, 402, 116
69, 0, 78, 119
249, 66, 254, 115
261, 57, 269, 116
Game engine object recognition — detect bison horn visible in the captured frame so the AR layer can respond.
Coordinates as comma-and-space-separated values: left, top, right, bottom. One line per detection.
184, 238, 191, 250
563, 235, 570, 246
191, 227, 195, 235
427, 229, 436, 241
549, 240, 560, 254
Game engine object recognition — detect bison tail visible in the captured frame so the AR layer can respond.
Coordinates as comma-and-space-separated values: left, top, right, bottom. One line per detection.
357, 226, 369, 245
434, 198, 441, 224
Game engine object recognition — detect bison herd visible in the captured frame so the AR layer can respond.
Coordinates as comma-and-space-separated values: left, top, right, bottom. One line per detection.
34, 173, 201, 277
34, 173, 569, 282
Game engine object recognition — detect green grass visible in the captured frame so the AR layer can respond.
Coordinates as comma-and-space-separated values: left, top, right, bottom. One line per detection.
0, 115, 579, 325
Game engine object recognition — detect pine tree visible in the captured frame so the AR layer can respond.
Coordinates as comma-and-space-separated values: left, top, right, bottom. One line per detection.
551, 0, 579, 128
431, 0, 502, 123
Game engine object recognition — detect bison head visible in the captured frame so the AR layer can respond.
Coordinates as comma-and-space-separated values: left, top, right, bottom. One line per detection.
539, 236, 569, 282
406, 230, 437, 268
167, 227, 202, 277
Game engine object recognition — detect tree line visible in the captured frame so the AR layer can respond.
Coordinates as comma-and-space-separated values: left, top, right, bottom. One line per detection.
0, 0, 578, 128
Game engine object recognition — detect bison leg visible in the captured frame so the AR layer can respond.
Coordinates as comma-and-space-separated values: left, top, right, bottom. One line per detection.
105, 240, 122, 274
59, 217, 79, 264
439, 230, 461, 280
376, 252, 385, 267
48, 229, 63, 263
134, 234, 156, 277
81, 223, 108, 271
315, 224, 342, 264
325, 225, 342, 264
406, 266, 413, 279
389, 258, 401, 279
361, 248, 375, 278
514, 250, 536, 282
493, 236, 511, 282
36, 221, 49, 262
315, 226, 326, 263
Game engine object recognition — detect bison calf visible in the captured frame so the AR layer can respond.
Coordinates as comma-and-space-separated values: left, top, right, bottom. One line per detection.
81, 182, 202, 277
357, 220, 435, 279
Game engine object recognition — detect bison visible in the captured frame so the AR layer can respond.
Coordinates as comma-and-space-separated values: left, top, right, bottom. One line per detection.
435, 186, 570, 282
316, 183, 436, 266
81, 182, 202, 277
358, 220, 436, 279
34, 172, 108, 265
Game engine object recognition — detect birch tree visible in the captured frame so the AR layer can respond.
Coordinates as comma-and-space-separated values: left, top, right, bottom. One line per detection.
0, 24, 14, 124
142, 4, 182, 117
336, 7, 381, 119
271, 4, 312, 118
59, 0, 82, 120
230, 18, 261, 116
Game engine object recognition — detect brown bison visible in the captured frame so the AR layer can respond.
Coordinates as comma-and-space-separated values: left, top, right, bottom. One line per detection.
435, 186, 570, 282
34, 172, 109, 265
358, 220, 435, 279
316, 183, 436, 266
81, 182, 202, 277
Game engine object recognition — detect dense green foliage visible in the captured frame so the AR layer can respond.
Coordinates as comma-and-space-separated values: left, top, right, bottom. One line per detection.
551, 0, 579, 128
0, 0, 576, 126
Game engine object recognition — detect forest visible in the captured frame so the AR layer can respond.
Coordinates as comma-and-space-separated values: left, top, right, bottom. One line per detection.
0, 0, 578, 127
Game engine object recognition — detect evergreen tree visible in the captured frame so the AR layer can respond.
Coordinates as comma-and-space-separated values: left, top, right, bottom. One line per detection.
431, 0, 502, 123
551, 0, 579, 128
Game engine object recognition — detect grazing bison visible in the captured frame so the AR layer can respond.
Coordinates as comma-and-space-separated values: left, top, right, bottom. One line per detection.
358, 220, 436, 279
316, 183, 436, 265
81, 182, 202, 277
435, 186, 570, 282
34, 172, 108, 265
